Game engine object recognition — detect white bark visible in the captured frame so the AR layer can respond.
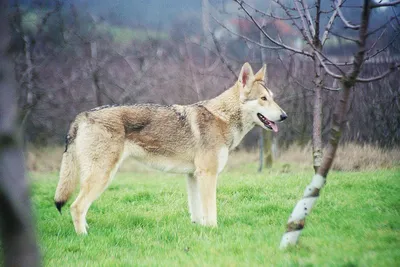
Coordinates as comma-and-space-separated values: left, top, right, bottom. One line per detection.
280, 174, 325, 248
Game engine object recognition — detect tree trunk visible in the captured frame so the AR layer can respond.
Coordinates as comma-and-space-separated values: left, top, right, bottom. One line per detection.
312, 0, 323, 173
202, 0, 210, 67
312, 56, 323, 173
92, 69, 102, 106
90, 41, 102, 106
0, 0, 40, 265
259, 26, 273, 170
23, 34, 34, 108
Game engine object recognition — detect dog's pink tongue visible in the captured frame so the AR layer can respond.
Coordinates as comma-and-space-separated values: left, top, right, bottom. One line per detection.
270, 122, 278, 132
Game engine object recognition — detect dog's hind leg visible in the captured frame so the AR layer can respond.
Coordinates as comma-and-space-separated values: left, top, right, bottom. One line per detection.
70, 159, 121, 234
70, 135, 123, 234
186, 173, 201, 224
69, 120, 125, 234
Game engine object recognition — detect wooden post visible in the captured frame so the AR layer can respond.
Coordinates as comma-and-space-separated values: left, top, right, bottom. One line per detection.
258, 128, 264, 172
263, 131, 273, 168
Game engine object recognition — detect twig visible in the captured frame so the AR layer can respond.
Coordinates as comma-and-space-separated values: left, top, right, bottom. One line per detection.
232, 0, 313, 57
242, 1, 301, 20
367, 15, 398, 36
328, 31, 359, 43
336, 0, 360, 30
294, 0, 313, 43
370, 0, 400, 9
365, 28, 387, 55
301, 0, 316, 37
211, 15, 282, 50
315, 52, 344, 79
210, 31, 238, 79
276, 52, 314, 91
356, 63, 400, 82
364, 28, 400, 63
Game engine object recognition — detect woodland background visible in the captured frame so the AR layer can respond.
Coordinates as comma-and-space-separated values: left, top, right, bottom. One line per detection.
9, 0, 400, 148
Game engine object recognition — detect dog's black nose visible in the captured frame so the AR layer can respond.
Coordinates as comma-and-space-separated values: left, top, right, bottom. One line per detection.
280, 114, 287, 121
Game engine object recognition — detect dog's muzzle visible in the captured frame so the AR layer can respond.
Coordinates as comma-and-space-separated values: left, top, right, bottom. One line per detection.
257, 113, 278, 132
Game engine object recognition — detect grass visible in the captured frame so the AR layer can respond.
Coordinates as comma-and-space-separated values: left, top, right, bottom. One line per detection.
25, 164, 400, 266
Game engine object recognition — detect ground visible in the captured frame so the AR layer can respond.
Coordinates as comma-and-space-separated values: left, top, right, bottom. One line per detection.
11, 165, 400, 266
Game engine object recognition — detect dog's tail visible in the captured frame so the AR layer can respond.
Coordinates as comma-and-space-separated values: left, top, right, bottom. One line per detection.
54, 117, 81, 214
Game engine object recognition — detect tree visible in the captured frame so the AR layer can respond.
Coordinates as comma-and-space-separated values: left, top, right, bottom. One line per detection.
276, 0, 400, 248
0, 0, 40, 265
216, 0, 399, 247
259, 28, 273, 171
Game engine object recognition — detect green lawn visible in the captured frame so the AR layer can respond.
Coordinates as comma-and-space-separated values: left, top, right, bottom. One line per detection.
28, 165, 399, 266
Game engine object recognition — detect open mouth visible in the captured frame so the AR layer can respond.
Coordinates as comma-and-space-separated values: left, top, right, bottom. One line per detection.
257, 113, 278, 132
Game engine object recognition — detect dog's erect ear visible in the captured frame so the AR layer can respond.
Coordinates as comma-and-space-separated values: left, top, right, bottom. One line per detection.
238, 63, 254, 102
255, 64, 267, 82
238, 62, 254, 88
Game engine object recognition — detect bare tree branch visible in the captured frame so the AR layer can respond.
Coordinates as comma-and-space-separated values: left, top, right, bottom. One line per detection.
301, 0, 316, 37
211, 15, 283, 50
368, 28, 387, 52
391, 6, 400, 26
276, 0, 312, 45
321, 85, 342, 91
210, 31, 238, 79
370, 0, 400, 9
315, 48, 347, 77
314, 0, 321, 44
242, 1, 301, 20
294, 1, 314, 43
276, 52, 314, 91
364, 30, 400, 61
232, 0, 313, 57
336, 0, 360, 29
367, 15, 399, 36
328, 31, 359, 43
356, 63, 400, 82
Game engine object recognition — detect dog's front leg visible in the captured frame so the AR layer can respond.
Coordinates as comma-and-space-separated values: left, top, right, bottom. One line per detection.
186, 173, 202, 224
195, 170, 218, 227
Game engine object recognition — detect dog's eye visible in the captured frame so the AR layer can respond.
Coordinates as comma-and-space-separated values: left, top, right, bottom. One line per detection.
261, 96, 267, 101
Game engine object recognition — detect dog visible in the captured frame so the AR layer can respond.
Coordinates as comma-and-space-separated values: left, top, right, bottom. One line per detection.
54, 63, 287, 234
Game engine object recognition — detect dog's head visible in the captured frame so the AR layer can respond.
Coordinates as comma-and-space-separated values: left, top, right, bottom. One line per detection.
238, 63, 287, 132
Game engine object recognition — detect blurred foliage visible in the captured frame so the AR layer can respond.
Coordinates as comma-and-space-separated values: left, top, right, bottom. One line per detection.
20, 9, 169, 45
97, 24, 169, 44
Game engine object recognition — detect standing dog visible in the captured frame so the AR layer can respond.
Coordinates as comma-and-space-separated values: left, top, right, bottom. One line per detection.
54, 63, 287, 234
